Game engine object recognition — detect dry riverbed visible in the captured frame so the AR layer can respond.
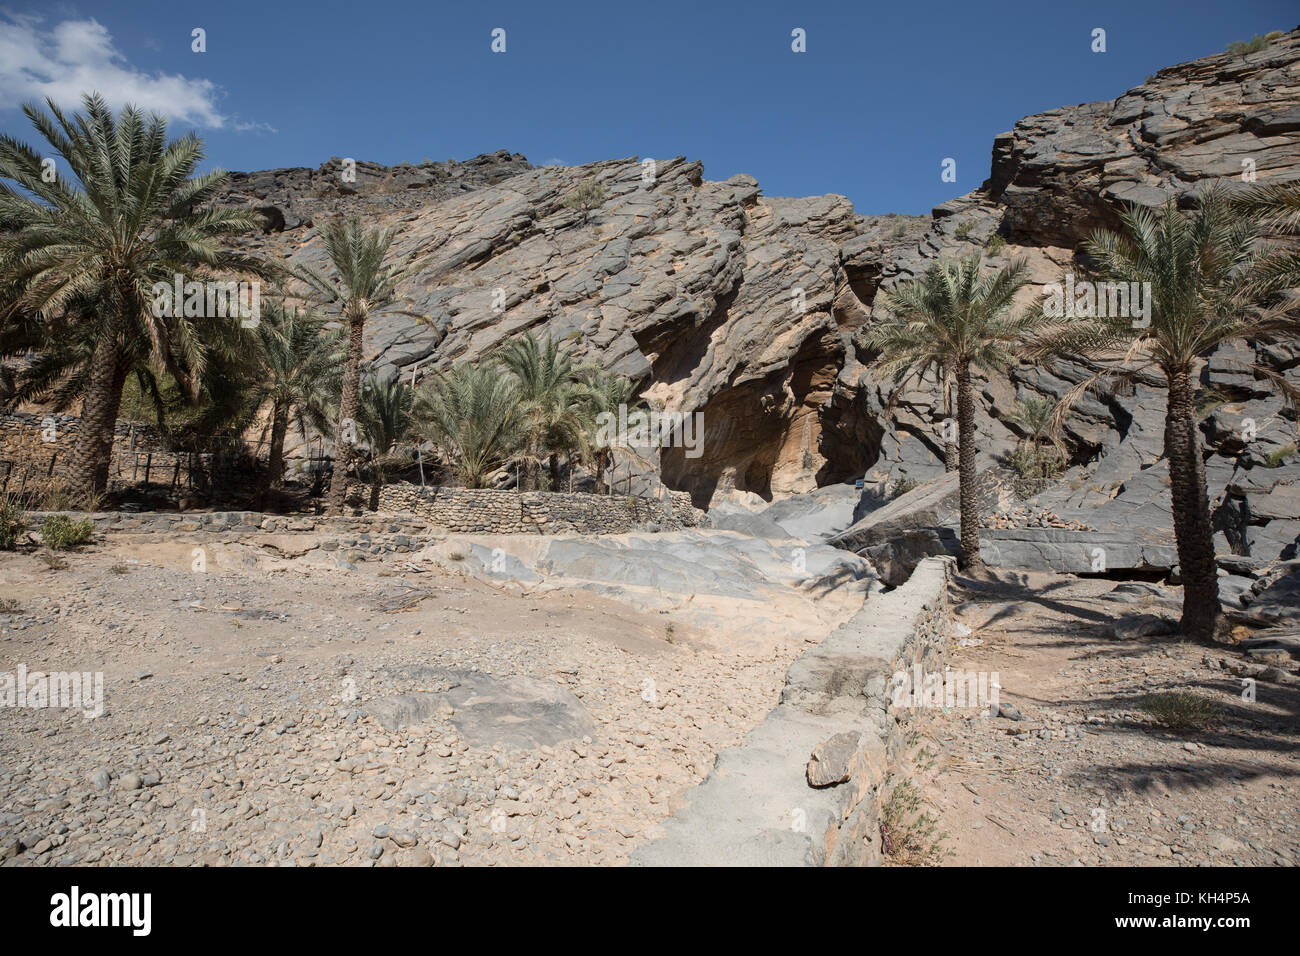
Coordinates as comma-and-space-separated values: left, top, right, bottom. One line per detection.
0, 532, 816, 866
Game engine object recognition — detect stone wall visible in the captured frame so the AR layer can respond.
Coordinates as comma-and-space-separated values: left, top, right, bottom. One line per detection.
378, 483, 709, 535
0, 412, 216, 492
632, 555, 954, 867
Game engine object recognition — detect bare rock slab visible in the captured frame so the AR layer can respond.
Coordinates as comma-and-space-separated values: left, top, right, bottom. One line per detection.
366, 668, 595, 749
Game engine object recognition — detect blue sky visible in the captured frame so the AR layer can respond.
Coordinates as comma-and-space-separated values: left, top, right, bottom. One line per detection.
1, 0, 1295, 214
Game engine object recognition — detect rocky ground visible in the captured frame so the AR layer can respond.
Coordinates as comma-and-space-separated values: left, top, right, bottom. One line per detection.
909, 571, 1300, 867
0, 531, 823, 867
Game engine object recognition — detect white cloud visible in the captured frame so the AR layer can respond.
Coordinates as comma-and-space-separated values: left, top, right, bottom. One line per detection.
0, 13, 227, 128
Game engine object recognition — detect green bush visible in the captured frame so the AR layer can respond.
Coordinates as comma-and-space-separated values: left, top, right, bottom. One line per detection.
1264, 444, 1297, 468
39, 514, 95, 551
954, 221, 973, 239
1141, 692, 1223, 730
563, 177, 606, 221
0, 498, 25, 551
890, 477, 920, 500
986, 234, 1006, 255
1225, 34, 1270, 55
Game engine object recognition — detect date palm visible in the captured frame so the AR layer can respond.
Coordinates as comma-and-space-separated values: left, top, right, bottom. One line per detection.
577, 365, 638, 491
1004, 394, 1064, 483
863, 253, 1041, 569
247, 302, 344, 501
0, 94, 275, 501
298, 217, 422, 512
1030, 187, 1297, 643
357, 370, 414, 511
1231, 180, 1300, 294
497, 332, 591, 489
414, 363, 520, 488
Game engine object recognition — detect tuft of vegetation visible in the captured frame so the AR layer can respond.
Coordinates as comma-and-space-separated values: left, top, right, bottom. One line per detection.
448, 551, 465, 561
954, 221, 973, 239
109, 563, 131, 574
0, 498, 26, 551
1263, 443, 1297, 468
0, 597, 21, 613
39, 515, 96, 551
1225, 34, 1272, 55
890, 477, 920, 500
1141, 691, 1223, 730
1004, 396, 1066, 496
37, 552, 68, 571
986, 234, 1006, 255
563, 177, 606, 221
880, 779, 950, 865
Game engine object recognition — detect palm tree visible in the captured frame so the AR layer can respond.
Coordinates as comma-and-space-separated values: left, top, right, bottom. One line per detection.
496, 333, 591, 489
576, 365, 638, 491
1004, 394, 1064, 486
0, 94, 275, 501
299, 217, 422, 512
357, 370, 414, 510
414, 363, 519, 488
1232, 180, 1300, 294
247, 302, 344, 501
863, 253, 1040, 569
1030, 187, 1297, 643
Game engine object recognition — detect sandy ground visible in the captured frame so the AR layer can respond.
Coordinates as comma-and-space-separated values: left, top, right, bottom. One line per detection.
906, 571, 1300, 866
0, 531, 818, 866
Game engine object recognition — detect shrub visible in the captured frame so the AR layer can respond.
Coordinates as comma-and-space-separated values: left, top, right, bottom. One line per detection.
954, 221, 973, 239
986, 234, 1006, 255
1225, 34, 1270, 55
1141, 692, 1223, 730
880, 779, 949, 865
1264, 444, 1297, 468
39, 515, 95, 551
890, 477, 920, 500
0, 497, 25, 551
563, 177, 606, 221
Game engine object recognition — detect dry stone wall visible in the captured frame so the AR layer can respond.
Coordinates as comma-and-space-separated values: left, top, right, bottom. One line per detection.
632, 555, 954, 866
378, 483, 709, 535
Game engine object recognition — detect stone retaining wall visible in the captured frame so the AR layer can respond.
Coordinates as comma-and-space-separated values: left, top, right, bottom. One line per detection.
378, 483, 708, 534
19, 481, 709, 546
632, 555, 955, 867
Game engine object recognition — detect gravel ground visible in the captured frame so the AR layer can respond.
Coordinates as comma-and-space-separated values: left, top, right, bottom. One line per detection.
0, 533, 815, 866
909, 572, 1300, 867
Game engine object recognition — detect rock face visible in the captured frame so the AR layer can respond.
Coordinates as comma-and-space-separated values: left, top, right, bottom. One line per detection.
220, 31, 1300, 532
987, 37, 1300, 248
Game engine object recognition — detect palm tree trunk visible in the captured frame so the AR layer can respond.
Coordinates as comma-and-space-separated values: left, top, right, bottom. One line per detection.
260, 402, 289, 506
943, 386, 958, 472
68, 331, 128, 504
1164, 366, 1223, 642
326, 315, 364, 512
548, 452, 560, 490
956, 367, 983, 570
368, 465, 382, 512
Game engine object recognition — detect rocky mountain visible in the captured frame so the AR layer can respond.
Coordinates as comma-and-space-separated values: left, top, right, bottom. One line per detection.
224, 29, 1300, 565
